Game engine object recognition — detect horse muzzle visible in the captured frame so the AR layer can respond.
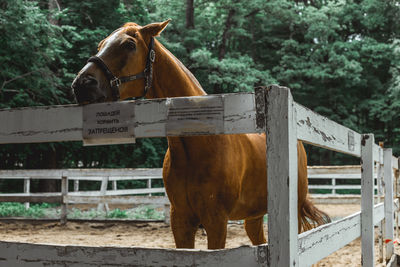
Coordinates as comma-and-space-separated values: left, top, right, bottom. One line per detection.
71, 74, 106, 104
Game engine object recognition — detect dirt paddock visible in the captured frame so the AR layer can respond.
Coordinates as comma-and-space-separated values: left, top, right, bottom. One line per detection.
0, 204, 398, 266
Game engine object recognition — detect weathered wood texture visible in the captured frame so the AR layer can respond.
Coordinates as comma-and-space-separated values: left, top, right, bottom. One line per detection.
361, 134, 375, 267
0, 168, 162, 178
266, 85, 298, 266
295, 103, 361, 157
0, 93, 260, 144
64, 195, 169, 205
298, 201, 385, 266
384, 148, 395, 261
0, 241, 268, 267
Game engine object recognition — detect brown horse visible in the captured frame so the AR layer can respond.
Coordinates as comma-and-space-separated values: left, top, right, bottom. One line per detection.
71, 20, 330, 249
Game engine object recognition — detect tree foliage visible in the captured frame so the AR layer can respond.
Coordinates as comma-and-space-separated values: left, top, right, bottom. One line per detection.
0, 0, 399, 173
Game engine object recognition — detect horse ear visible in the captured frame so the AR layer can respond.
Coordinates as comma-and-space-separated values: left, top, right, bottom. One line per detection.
140, 19, 171, 37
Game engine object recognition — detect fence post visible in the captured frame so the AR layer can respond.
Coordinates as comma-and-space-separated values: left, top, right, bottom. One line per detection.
266, 85, 299, 266
396, 158, 400, 240
384, 148, 394, 262
332, 178, 336, 196
23, 178, 30, 210
164, 204, 170, 224
148, 178, 152, 196
61, 176, 68, 225
74, 180, 79, 192
361, 134, 375, 267
377, 157, 385, 263
97, 176, 109, 212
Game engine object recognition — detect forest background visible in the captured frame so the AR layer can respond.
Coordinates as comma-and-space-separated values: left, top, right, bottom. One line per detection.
0, 0, 400, 192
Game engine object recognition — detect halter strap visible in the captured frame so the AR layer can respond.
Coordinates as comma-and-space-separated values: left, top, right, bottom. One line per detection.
87, 37, 155, 101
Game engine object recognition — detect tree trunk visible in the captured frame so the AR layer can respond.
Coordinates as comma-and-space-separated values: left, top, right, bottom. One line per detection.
48, 0, 61, 25
218, 9, 235, 60
38, 148, 59, 192
35, 0, 62, 193
186, 0, 195, 29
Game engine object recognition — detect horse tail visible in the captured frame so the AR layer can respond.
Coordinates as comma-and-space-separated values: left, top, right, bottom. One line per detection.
300, 197, 331, 232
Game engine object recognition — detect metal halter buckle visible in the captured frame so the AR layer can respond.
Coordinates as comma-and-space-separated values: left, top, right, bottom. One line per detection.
150, 50, 155, 63
110, 78, 121, 87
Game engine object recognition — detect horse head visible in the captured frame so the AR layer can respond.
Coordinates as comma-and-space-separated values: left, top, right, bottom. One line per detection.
71, 20, 170, 104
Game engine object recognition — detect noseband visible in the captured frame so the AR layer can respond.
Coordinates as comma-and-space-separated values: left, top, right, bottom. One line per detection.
87, 37, 155, 101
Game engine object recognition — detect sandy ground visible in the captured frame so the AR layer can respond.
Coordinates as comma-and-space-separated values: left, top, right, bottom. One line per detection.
0, 204, 398, 266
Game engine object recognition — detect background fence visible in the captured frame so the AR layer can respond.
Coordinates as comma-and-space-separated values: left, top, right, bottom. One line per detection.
1, 164, 398, 215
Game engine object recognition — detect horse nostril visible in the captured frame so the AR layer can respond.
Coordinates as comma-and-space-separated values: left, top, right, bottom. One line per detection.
82, 76, 98, 87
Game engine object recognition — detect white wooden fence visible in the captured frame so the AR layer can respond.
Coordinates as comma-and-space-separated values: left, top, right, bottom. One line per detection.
0, 85, 398, 266
0, 168, 169, 223
308, 164, 400, 198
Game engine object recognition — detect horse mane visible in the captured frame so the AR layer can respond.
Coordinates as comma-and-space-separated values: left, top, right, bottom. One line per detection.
157, 41, 206, 95
123, 22, 139, 28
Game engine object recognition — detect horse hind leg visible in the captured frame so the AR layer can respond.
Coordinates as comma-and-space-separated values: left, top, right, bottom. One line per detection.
244, 216, 266, 245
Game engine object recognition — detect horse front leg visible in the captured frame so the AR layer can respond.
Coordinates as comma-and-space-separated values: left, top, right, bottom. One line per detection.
202, 217, 228, 249
170, 205, 199, 248
244, 216, 266, 245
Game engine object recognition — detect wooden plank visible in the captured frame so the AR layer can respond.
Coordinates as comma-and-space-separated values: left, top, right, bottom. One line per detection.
107, 176, 162, 181
64, 168, 163, 177
298, 201, 384, 266
0, 193, 61, 203
308, 174, 377, 179
307, 165, 362, 174
67, 188, 165, 196
0, 104, 82, 144
223, 93, 260, 134
309, 185, 376, 190
393, 156, 399, 170
374, 202, 385, 225
166, 95, 224, 135
295, 103, 362, 157
0, 168, 163, 179
266, 85, 298, 266
134, 98, 167, 138
0, 241, 268, 267
0, 93, 259, 144
374, 144, 383, 164
384, 148, 395, 261
298, 211, 361, 266
361, 134, 375, 267
64, 195, 169, 205
386, 254, 399, 267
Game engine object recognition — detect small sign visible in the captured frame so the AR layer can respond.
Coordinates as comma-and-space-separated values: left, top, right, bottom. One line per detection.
82, 102, 135, 145
166, 95, 224, 135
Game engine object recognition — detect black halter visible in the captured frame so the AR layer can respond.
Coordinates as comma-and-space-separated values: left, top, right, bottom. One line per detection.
87, 37, 155, 101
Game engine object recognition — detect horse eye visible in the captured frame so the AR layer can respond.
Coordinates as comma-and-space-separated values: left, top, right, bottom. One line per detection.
124, 40, 136, 50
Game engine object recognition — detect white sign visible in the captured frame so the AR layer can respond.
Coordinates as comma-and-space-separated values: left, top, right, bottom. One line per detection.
82, 102, 135, 145
166, 95, 224, 135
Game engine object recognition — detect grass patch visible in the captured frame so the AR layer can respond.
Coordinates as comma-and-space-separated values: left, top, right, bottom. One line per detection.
0, 202, 164, 220
0, 202, 57, 218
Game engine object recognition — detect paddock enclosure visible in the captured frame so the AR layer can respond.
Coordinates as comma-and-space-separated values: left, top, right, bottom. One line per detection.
0, 85, 399, 266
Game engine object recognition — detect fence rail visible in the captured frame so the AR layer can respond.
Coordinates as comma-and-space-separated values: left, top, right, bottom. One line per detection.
0, 86, 398, 266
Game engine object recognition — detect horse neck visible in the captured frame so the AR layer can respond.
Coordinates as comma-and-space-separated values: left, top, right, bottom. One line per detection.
148, 41, 221, 155
149, 40, 206, 98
